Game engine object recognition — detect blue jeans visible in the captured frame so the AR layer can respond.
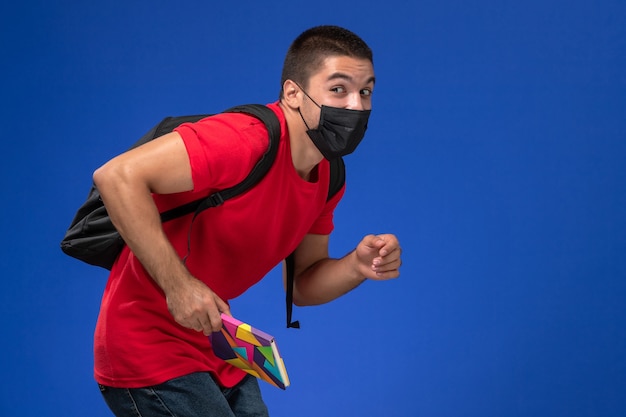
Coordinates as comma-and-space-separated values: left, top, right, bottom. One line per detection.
99, 373, 270, 417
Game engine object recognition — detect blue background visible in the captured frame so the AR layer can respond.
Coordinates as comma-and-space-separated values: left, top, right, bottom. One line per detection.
1, 1, 625, 416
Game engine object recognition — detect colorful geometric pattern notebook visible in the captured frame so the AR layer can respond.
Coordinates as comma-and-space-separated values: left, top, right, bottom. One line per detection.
209, 314, 290, 390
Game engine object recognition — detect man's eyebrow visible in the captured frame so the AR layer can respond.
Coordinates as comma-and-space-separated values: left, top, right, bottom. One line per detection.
326, 72, 376, 85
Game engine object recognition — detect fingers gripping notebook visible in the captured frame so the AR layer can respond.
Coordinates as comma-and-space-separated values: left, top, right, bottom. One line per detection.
209, 314, 290, 390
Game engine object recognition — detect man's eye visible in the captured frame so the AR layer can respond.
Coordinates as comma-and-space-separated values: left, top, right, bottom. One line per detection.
331, 86, 346, 93
361, 89, 373, 97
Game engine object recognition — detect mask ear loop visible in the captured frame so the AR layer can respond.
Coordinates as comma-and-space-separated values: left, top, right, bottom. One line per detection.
294, 82, 322, 108
297, 107, 312, 130
294, 82, 322, 132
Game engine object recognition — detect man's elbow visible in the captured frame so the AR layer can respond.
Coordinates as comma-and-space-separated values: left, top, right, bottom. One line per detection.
292, 293, 313, 307
292, 287, 331, 307
92, 164, 107, 189
292, 297, 320, 307
92, 159, 129, 196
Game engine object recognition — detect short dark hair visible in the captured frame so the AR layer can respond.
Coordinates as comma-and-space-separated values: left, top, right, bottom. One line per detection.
280, 25, 373, 98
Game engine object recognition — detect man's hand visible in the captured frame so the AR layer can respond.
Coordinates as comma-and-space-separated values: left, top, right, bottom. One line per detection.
355, 234, 402, 280
165, 275, 230, 335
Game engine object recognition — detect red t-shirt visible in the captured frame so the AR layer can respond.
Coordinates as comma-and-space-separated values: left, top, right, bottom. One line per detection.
94, 102, 344, 388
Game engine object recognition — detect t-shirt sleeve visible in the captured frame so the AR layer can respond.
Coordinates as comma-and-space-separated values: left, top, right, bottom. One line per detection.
174, 114, 268, 193
307, 183, 346, 235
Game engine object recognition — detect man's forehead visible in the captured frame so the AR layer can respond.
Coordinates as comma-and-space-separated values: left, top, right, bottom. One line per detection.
326, 71, 376, 85
317, 56, 375, 84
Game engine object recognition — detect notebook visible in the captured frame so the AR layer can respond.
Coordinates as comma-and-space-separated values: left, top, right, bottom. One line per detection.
209, 313, 290, 389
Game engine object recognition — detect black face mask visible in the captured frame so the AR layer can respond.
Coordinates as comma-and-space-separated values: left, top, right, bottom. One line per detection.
298, 88, 371, 160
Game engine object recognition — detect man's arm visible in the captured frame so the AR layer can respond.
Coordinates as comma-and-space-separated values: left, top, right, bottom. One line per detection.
93, 132, 230, 334
288, 233, 402, 306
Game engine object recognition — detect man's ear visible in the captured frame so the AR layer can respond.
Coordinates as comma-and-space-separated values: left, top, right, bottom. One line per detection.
281, 80, 302, 109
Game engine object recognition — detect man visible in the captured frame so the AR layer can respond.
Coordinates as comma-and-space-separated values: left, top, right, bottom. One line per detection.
93, 25, 402, 416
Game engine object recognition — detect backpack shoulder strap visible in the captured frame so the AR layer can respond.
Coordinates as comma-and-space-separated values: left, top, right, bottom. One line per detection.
327, 157, 345, 200
285, 157, 346, 329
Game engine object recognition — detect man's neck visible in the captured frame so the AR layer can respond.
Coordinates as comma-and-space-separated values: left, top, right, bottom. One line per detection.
279, 101, 324, 181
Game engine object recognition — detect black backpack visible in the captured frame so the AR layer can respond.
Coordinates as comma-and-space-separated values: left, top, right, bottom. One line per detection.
60, 103, 345, 328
